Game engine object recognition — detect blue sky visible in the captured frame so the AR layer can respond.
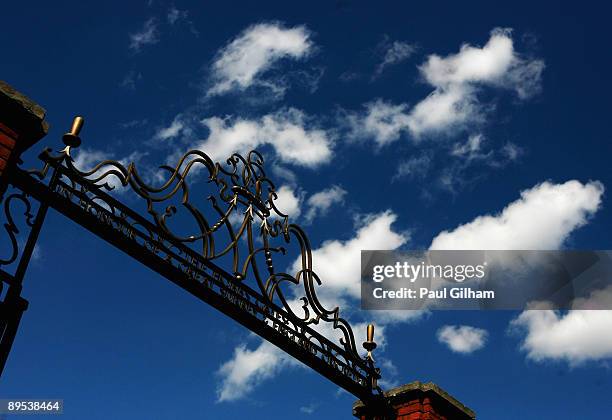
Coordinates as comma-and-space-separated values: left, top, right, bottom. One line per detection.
2, 1, 612, 419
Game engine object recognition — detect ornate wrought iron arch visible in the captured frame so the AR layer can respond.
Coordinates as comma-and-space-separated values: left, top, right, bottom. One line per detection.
0, 117, 383, 405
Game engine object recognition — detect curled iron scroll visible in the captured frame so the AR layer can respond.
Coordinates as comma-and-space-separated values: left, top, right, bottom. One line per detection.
0, 192, 36, 266
35, 146, 362, 360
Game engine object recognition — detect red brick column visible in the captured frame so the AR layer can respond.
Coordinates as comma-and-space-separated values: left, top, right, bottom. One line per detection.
0, 80, 49, 196
353, 381, 475, 420
0, 122, 19, 179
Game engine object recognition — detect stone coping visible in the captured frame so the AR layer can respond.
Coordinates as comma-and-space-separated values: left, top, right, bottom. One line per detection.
353, 381, 475, 419
0, 80, 48, 148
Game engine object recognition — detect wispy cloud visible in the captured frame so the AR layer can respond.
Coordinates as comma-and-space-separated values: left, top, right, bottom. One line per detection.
189, 108, 333, 168
207, 23, 313, 97
299, 403, 318, 415
167, 5, 199, 35
215, 341, 300, 402
129, 18, 159, 52
120, 70, 143, 90
167, 6, 188, 25
118, 119, 148, 130
154, 115, 186, 141
393, 153, 432, 182
429, 134, 524, 192
72, 149, 150, 191
303, 185, 347, 223
374, 38, 416, 78
450, 133, 487, 159
346, 99, 412, 146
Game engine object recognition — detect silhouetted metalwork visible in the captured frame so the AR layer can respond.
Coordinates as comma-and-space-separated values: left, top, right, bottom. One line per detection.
0, 117, 382, 403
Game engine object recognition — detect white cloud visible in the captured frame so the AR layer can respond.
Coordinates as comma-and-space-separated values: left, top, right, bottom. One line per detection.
32, 244, 42, 262
274, 185, 301, 218
393, 154, 432, 181
167, 6, 188, 25
270, 164, 297, 185
430, 180, 604, 250
73, 149, 111, 171
72, 149, 148, 191
299, 404, 318, 415
349, 28, 544, 143
154, 115, 185, 141
407, 84, 482, 137
421, 29, 514, 87
304, 185, 347, 223
166, 6, 198, 36
208, 23, 313, 97
345, 88, 480, 145
374, 40, 416, 77
370, 309, 428, 325
437, 325, 488, 353
292, 211, 407, 302
215, 316, 400, 403
347, 100, 411, 146
451, 134, 485, 158
73, 149, 124, 191
196, 108, 333, 167
129, 18, 159, 52
216, 341, 298, 402
427, 179, 607, 366
377, 358, 401, 389
501, 142, 523, 161
120, 70, 143, 90
408, 27, 544, 137
431, 134, 524, 193
510, 307, 612, 365
419, 28, 544, 98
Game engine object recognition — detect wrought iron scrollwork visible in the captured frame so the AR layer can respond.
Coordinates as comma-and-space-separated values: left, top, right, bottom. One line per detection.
17, 116, 381, 397
55, 147, 362, 357
0, 192, 35, 266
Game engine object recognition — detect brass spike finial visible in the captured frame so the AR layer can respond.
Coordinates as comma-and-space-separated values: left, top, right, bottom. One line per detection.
363, 323, 377, 362
62, 116, 84, 149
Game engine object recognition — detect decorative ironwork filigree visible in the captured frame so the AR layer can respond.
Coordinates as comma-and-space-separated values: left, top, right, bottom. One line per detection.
48, 146, 363, 356
0, 191, 35, 266
12, 118, 382, 398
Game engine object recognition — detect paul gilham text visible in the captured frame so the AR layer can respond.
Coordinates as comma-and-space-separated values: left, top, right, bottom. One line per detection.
372, 287, 495, 299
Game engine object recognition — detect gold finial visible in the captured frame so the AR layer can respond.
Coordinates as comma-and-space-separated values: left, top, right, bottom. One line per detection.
62, 116, 84, 148
367, 324, 375, 342
363, 323, 377, 362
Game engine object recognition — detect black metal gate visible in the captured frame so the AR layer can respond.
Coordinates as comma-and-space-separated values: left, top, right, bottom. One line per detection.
0, 115, 383, 405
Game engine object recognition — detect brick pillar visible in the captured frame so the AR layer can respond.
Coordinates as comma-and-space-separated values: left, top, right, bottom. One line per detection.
0, 123, 18, 178
0, 80, 49, 196
353, 381, 475, 420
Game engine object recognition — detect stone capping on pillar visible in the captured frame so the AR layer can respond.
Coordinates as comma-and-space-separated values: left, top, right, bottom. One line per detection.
0, 80, 49, 153
353, 381, 476, 419
0, 81, 49, 180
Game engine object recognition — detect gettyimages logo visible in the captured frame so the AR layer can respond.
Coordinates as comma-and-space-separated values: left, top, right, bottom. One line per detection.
361, 250, 612, 310
372, 261, 488, 283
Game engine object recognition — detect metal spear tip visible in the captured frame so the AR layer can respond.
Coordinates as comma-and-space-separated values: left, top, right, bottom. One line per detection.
62, 116, 84, 148
363, 323, 377, 361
